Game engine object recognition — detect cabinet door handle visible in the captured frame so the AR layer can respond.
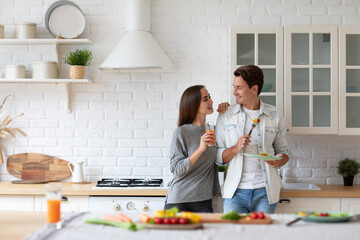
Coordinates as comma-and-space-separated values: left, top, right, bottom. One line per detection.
62, 196, 69, 202
278, 199, 291, 204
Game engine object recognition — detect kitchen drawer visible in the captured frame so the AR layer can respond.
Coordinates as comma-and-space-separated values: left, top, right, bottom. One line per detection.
275, 197, 341, 213
34, 196, 89, 212
341, 198, 360, 214
0, 195, 34, 211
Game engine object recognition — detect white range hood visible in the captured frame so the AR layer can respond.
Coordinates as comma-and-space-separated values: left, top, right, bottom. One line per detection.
99, 0, 174, 70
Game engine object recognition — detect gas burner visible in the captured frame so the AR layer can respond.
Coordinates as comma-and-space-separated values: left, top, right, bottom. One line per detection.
96, 178, 163, 188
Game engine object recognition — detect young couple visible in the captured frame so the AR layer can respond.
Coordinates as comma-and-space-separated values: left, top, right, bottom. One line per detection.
164, 65, 290, 214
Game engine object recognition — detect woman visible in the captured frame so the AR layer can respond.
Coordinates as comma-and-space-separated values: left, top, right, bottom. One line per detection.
164, 85, 227, 213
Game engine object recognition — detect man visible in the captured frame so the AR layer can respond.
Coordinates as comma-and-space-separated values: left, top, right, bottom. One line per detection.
215, 65, 289, 214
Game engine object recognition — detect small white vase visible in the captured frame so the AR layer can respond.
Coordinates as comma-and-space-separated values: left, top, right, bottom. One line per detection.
218, 172, 224, 186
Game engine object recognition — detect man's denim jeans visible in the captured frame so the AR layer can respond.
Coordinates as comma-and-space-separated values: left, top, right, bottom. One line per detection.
223, 187, 277, 213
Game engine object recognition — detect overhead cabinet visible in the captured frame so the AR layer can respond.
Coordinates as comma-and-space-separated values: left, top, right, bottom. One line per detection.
285, 26, 338, 135
339, 27, 360, 135
230, 26, 283, 110
231, 26, 359, 135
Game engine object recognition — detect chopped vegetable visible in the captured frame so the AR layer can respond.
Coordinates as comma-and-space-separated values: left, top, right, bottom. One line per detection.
138, 213, 151, 223
250, 212, 259, 219
221, 211, 241, 221
258, 211, 265, 219
85, 218, 144, 231
115, 213, 133, 223
297, 211, 308, 217
179, 212, 202, 223
153, 207, 179, 218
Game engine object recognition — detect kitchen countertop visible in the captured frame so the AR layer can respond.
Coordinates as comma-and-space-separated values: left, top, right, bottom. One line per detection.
2, 211, 360, 240
0, 182, 167, 196
1, 182, 360, 198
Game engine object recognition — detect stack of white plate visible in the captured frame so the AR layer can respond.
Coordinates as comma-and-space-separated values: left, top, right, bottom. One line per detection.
45, 0, 86, 39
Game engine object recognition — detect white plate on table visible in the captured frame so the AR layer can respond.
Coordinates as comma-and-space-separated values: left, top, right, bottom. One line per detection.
293, 211, 355, 223
47, 2, 85, 38
244, 153, 282, 161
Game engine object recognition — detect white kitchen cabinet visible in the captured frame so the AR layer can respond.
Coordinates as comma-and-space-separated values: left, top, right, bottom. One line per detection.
230, 26, 284, 110
34, 195, 89, 212
339, 27, 360, 135
341, 198, 360, 214
0, 38, 92, 113
0, 195, 34, 211
284, 26, 338, 134
276, 197, 341, 213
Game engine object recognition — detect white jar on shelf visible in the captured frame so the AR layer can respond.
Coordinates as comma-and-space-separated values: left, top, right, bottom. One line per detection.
31, 61, 57, 79
2, 65, 26, 78
0, 24, 4, 39
15, 22, 36, 39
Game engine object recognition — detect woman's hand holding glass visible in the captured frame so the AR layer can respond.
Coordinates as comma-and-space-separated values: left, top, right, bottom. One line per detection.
199, 131, 216, 152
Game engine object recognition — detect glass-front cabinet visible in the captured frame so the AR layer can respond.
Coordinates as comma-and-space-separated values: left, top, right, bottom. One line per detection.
230, 26, 283, 110
284, 26, 338, 134
339, 27, 360, 135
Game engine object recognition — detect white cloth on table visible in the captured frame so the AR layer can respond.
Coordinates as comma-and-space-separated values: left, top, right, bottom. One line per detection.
24, 212, 360, 240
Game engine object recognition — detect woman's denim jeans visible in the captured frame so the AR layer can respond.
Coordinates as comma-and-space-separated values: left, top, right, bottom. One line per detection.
223, 187, 277, 213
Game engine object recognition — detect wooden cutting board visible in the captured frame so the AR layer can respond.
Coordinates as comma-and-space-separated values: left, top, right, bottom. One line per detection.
144, 223, 203, 230
7, 153, 71, 183
199, 213, 272, 224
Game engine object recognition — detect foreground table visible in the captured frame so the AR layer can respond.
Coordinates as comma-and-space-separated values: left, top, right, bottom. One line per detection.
0, 212, 46, 240
2, 211, 360, 240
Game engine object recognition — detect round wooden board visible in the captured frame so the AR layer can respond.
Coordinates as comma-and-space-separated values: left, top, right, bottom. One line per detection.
143, 223, 203, 230
7, 153, 71, 182
11, 180, 50, 184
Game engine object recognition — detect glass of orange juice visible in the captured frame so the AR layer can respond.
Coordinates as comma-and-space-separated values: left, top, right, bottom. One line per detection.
46, 183, 62, 229
205, 121, 215, 146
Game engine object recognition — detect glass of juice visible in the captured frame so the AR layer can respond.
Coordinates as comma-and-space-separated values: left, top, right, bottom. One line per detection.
46, 183, 62, 229
205, 121, 215, 146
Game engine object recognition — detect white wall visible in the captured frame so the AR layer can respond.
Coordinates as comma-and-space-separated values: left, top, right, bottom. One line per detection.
0, 0, 360, 184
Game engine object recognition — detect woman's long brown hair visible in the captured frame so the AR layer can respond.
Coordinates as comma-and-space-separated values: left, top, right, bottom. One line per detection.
178, 85, 204, 127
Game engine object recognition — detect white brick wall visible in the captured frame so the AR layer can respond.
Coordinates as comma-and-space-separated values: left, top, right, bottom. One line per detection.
0, 0, 360, 186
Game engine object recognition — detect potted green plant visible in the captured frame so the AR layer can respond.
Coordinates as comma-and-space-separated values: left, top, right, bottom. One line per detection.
337, 158, 360, 186
64, 49, 93, 79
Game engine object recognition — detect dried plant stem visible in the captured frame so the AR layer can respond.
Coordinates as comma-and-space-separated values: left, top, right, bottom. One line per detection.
0, 147, 3, 164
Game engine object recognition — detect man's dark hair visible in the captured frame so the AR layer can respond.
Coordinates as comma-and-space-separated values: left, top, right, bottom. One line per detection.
233, 65, 264, 95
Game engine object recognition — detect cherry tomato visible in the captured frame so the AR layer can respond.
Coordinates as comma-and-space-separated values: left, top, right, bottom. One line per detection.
258, 211, 265, 219
179, 217, 190, 224
250, 212, 259, 219
163, 217, 172, 224
153, 217, 164, 224
170, 217, 179, 224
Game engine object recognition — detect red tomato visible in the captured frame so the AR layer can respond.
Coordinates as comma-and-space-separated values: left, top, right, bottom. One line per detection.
258, 211, 265, 219
170, 217, 179, 224
153, 217, 164, 224
250, 212, 259, 219
179, 218, 190, 224
163, 217, 172, 224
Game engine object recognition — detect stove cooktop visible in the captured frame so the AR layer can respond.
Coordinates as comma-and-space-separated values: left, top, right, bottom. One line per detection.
96, 178, 164, 188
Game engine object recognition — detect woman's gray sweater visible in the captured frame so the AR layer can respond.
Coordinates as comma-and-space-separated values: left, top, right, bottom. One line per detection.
166, 124, 220, 204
